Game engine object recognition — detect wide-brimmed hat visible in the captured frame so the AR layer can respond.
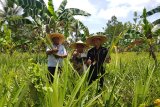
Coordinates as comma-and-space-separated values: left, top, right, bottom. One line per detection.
70, 40, 89, 49
86, 35, 107, 45
48, 33, 65, 42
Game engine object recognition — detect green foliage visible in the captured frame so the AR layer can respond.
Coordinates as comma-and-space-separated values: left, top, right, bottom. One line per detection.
0, 0, 91, 53
103, 16, 128, 47
145, 5, 160, 36
0, 52, 160, 106
0, 24, 14, 53
48, 0, 57, 19
146, 6, 160, 17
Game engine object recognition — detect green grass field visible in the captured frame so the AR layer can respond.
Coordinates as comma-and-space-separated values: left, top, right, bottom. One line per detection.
0, 52, 160, 107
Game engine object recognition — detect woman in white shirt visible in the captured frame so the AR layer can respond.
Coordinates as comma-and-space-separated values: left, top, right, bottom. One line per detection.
46, 33, 67, 83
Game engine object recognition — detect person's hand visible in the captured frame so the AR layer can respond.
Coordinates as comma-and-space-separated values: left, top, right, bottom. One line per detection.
52, 48, 58, 53
53, 54, 60, 58
46, 48, 58, 55
105, 56, 111, 63
72, 50, 78, 56
86, 57, 92, 65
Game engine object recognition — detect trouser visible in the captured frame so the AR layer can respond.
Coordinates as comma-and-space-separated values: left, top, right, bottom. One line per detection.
48, 67, 61, 83
88, 64, 105, 88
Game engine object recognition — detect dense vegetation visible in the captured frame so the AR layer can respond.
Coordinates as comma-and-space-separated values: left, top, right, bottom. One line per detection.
0, 0, 160, 107
0, 52, 160, 107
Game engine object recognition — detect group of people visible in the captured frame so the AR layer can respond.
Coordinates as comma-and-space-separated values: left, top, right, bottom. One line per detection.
46, 33, 111, 88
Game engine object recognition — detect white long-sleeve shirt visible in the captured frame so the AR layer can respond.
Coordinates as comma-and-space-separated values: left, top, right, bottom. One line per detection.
46, 44, 67, 67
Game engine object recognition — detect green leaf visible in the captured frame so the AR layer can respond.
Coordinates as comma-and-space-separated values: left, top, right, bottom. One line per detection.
64, 8, 91, 16
146, 6, 160, 17
66, 68, 89, 107
85, 93, 103, 107
56, 0, 67, 16
153, 19, 160, 25
48, 0, 57, 19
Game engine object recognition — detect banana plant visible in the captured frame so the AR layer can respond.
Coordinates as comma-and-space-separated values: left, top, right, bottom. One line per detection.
142, 8, 158, 65
0, 0, 90, 52
0, 0, 33, 27
146, 6, 160, 35
124, 8, 158, 65
146, 6, 160, 25
46, 0, 91, 37
12, 0, 91, 38
65, 18, 89, 41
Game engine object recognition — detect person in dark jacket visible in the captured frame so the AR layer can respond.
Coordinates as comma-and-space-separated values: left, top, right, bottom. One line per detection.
86, 35, 111, 89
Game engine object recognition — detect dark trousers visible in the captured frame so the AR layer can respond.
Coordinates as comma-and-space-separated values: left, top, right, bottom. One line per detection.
48, 67, 61, 83
88, 64, 105, 88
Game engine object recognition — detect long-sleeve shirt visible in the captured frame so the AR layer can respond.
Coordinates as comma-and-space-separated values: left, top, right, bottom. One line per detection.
46, 44, 67, 67
87, 46, 108, 67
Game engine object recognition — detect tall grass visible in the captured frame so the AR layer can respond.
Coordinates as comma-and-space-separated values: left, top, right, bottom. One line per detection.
0, 52, 160, 107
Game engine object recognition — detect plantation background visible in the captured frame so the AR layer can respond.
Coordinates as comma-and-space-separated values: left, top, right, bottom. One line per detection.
0, 52, 160, 107
0, 0, 160, 106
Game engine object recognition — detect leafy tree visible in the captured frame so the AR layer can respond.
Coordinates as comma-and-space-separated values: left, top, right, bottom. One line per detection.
46, 0, 91, 38
0, 0, 32, 28
124, 8, 158, 65
123, 12, 145, 52
146, 5, 160, 49
103, 16, 128, 50
0, 0, 41, 53
0, 0, 90, 52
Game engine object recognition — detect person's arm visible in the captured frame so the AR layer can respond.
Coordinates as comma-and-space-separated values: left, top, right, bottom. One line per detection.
105, 56, 111, 63
54, 54, 68, 58
86, 50, 92, 66
72, 50, 78, 57
70, 50, 78, 62
46, 48, 58, 55
54, 45, 68, 58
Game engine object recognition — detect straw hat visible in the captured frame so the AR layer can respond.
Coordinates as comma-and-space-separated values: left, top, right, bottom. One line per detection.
70, 40, 89, 49
48, 33, 65, 42
86, 35, 107, 46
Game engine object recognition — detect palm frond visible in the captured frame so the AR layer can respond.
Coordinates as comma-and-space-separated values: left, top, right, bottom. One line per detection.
12, 5, 22, 15
56, 0, 67, 16
58, 11, 73, 21
0, 0, 5, 8
12, 18, 32, 25
13, 0, 47, 18
68, 17, 89, 35
152, 24, 160, 33
48, 0, 57, 19
146, 6, 160, 17
78, 21, 89, 35
153, 19, 160, 25
64, 8, 91, 16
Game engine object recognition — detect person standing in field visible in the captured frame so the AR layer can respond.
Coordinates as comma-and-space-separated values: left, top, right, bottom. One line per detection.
70, 40, 89, 75
86, 35, 111, 89
46, 33, 67, 83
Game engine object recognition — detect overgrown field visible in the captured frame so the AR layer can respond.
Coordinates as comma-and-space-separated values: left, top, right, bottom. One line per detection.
0, 52, 160, 107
